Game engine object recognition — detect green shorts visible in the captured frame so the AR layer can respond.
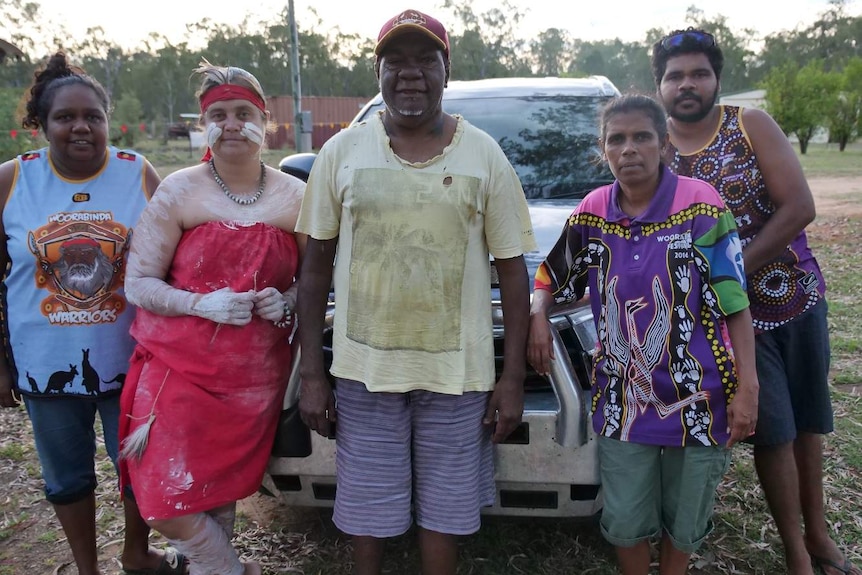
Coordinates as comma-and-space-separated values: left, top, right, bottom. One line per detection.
597, 436, 731, 554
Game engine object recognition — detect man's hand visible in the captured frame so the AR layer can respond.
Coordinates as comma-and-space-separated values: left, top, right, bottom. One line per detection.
0, 371, 20, 408
726, 379, 759, 447
484, 375, 524, 443
299, 376, 336, 438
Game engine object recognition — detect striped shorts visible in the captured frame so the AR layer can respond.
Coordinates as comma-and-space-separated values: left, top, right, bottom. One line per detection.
332, 379, 495, 538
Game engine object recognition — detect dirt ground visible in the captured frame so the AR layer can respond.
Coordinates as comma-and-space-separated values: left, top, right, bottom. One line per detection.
0, 176, 859, 574
806, 175, 862, 218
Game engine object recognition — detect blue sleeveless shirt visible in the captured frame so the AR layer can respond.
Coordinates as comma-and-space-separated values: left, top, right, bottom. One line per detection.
3, 147, 150, 398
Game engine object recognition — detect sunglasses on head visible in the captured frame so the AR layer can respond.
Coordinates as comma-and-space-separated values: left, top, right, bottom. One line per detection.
660, 30, 715, 51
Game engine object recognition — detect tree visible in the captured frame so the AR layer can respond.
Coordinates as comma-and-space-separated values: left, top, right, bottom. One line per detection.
762, 60, 840, 154
74, 26, 127, 100
442, 0, 530, 80
0, 87, 39, 161
530, 28, 571, 77
569, 39, 653, 92
111, 91, 143, 147
0, 0, 67, 89
827, 57, 862, 151
757, 1, 862, 83
121, 37, 201, 132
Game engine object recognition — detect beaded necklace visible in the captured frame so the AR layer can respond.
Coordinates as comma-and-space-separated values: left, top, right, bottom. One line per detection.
208, 158, 266, 205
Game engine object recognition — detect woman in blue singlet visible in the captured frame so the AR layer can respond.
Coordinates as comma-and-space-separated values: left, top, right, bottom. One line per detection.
0, 52, 186, 575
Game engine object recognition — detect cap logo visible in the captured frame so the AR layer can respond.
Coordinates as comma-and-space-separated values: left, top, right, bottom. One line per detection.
394, 10, 427, 27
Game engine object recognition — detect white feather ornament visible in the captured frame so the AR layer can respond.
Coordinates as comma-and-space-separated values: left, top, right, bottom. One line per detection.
120, 413, 155, 460
119, 370, 170, 461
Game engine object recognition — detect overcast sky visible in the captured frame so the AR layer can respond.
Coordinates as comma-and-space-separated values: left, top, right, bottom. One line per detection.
26, 0, 862, 50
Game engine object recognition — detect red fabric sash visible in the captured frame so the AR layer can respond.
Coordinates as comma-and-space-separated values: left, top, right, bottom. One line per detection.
119, 222, 297, 517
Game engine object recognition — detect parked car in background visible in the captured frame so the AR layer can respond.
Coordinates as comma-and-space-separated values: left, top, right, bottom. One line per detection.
269, 76, 619, 518
167, 113, 201, 139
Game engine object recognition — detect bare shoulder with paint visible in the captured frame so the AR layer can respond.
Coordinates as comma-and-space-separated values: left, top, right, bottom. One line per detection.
124, 166, 208, 316
261, 167, 305, 233
147, 164, 228, 231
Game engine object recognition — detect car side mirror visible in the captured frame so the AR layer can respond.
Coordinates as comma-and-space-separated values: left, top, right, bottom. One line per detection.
278, 152, 318, 183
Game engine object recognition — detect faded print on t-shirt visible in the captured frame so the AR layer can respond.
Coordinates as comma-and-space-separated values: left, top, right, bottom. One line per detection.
346, 168, 482, 353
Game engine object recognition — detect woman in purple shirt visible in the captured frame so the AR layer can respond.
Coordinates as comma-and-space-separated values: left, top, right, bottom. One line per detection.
529, 94, 759, 575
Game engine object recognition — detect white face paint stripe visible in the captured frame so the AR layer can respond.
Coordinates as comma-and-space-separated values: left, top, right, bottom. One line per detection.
206, 123, 223, 148
205, 121, 263, 148
240, 122, 264, 145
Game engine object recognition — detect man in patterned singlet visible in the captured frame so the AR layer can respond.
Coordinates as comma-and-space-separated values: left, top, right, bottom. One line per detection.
651, 29, 859, 575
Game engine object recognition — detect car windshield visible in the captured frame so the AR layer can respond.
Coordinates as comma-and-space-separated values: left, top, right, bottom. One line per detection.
363, 94, 614, 200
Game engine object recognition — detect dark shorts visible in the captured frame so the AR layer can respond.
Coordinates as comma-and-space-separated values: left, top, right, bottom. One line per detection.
23, 394, 121, 505
748, 299, 833, 446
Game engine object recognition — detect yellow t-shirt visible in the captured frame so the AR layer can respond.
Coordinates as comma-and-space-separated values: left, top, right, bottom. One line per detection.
296, 112, 536, 394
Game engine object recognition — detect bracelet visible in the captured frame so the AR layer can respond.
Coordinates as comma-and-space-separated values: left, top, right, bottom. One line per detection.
273, 301, 293, 328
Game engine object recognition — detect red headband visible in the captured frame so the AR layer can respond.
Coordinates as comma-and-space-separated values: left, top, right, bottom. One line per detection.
199, 84, 266, 113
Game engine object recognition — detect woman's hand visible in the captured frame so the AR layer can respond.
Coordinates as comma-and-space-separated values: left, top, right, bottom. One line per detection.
527, 313, 555, 376
253, 287, 287, 321
190, 287, 255, 325
253, 284, 298, 323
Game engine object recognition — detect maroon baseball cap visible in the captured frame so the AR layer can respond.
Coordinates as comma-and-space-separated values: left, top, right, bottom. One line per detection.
374, 9, 450, 59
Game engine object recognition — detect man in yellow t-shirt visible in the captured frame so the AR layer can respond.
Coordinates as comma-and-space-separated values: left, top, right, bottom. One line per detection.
295, 9, 535, 575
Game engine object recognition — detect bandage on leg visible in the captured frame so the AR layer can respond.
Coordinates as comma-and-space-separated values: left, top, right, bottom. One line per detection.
208, 503, 237, 539
167, 513, 243, 575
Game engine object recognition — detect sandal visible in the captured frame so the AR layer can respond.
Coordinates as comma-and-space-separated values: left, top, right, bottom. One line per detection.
122, 549, 188, 575
811, 552, 859, 575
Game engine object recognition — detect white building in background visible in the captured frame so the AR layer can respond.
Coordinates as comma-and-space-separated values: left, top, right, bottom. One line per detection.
719, 88, 829, 144
720, 88, 767, 110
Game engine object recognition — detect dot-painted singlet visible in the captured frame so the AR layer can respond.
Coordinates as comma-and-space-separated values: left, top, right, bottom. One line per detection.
669, 106, 826, 333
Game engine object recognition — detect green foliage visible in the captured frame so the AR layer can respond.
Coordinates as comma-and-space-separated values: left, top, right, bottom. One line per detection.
0, 441, 25, 461
0, 87, 38, 162
530, 28, 571, 77
762, 61, 841, 154
827, 58, 862, 151
755, 1, 862, 85
827, 89, 861, 151
110, 91, 143, 147
3, 0, 862, 152
442, 0, 531, 80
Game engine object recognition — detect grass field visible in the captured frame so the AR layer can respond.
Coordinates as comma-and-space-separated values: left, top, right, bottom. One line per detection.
0, 142, 860, 574
798, 142, 862, 177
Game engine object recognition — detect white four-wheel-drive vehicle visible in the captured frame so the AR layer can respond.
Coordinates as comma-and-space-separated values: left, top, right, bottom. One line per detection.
267, 76, 619, 518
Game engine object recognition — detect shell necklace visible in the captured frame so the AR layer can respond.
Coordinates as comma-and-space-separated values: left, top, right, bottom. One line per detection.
208, 158, 266, 206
